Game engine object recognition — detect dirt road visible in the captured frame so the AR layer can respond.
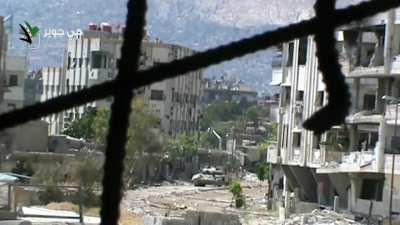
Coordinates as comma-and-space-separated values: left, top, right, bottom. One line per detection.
121, 180, 278, 225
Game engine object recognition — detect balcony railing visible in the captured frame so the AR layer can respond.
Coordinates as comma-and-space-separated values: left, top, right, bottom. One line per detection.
309, 147, 343, 167
349, 66, 385, 77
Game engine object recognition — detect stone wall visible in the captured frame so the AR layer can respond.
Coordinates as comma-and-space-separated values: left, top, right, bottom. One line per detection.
144, 211, 241, 225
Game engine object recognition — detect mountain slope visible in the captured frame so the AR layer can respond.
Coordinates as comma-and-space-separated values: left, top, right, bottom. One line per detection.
0, 0, 365, 93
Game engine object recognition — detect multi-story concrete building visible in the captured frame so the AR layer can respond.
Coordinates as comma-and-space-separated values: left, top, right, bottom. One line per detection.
43, 23, 202, 136
140, 41, 202, 136
40, 67, 65, 135
0, 17, 6, 108
268, 9, 400, 218
2, 55, 27, 112
202, 78, 258, 104
24, 71, 43, 106
63, 23, 123, 129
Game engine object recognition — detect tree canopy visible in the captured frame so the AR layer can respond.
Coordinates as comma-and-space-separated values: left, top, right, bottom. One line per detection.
63, 107, 97, 140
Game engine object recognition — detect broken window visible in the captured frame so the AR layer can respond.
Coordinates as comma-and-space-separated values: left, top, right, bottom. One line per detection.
363, 94, 376, 111
358, 131, 378, 151
284, 87, 291, 105
360, 179, 383, 201
91, 51, 107, 69
296, 91, 304, 102
298, 37, 308, 65
67, 56, 71, 69
150, 90, 164, 101
293, 132, 301, 148
343, 30, 360, 67
9, 75, 18, 87
313, 134, 321, 149
316, 91, 324, 107
344, 28, 385, 69
286, 42, 294, 67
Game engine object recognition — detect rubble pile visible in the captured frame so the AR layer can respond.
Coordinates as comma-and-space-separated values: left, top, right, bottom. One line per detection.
285, 209, 363, 225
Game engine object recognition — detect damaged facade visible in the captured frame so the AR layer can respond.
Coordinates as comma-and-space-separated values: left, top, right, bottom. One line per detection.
268, 9, 400, 218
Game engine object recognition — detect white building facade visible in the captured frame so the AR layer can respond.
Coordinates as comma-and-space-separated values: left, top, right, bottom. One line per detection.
268, 8, 400, 218
40, 67, 65, 135
2, 55, 27, 112
42, 23, 202, 136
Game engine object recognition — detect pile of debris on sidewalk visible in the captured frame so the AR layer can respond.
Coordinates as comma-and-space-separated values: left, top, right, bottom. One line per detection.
285, 209, 365, 225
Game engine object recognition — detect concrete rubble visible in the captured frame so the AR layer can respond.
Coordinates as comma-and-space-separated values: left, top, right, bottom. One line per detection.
283, 209, 364, 225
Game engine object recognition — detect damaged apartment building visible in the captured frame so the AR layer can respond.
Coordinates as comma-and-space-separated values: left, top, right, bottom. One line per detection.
41, 23, 203, 136
268, 9, 400, 218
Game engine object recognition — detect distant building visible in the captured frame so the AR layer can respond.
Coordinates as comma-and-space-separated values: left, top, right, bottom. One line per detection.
0, 17, 6, 109
0, 120, 48, 153
2, 55, 27, 112
24, 71, 43, 106
41, 23, 203, 136
40, 67, 65, 135
139, 41, 203, 136
0, 19, 49, 155
202, 78, 257, 104
258, 94, 280, 123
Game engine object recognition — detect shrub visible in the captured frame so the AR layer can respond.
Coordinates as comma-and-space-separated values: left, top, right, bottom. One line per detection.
256, 162, 269, 181
38, 185, 64, 204
71, 159, 102, 207
229, 181, 246, 208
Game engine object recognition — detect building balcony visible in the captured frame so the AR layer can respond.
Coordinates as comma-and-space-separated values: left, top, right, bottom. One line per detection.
346, 110, 382, 124
348, 66, 385, 78
317, 151, 377, 173
308, 148, 325, 167
308, 148, 343, 168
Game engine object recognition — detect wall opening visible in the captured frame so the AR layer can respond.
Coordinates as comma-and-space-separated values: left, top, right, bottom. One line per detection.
360, 178, 384, 201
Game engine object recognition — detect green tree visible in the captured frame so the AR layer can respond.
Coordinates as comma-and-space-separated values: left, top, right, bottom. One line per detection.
124, 98, 164, 187
200, 131, 219, 149
246, 105, 267, 123
255, 162, 269, 181
88, 98, 165, 188
93, 108, 110, 145
268, 122, 278, 141
167, 134, 198, 160
71, 158, 103, 206
200, 101, 246, 130
63, 107, 97, 140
